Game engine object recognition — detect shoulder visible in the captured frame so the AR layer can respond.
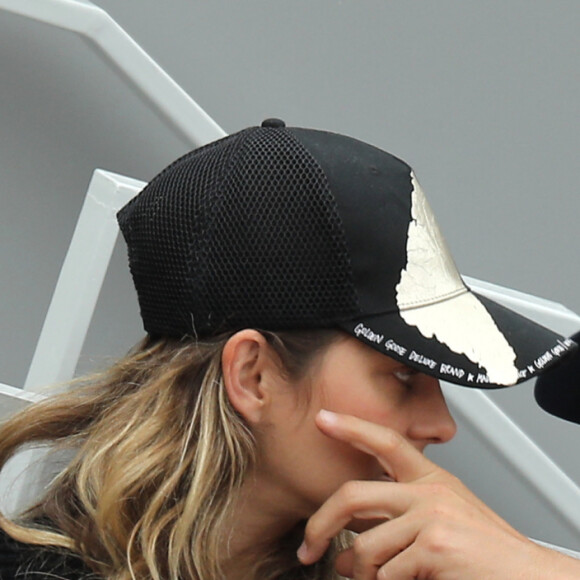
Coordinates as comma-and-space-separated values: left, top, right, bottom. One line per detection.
0, 528, 98, 580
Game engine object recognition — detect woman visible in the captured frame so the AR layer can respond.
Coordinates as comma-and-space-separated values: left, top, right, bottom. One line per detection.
0, 119, 575, 579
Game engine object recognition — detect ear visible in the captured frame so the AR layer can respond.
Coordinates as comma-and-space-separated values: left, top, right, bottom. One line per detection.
222, 329, 281, 425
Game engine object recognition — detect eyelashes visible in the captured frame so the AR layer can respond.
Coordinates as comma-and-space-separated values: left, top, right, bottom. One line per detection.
393, 367, 419, 386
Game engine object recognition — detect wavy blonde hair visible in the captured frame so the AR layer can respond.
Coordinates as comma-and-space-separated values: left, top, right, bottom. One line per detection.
0, 330, 350, 579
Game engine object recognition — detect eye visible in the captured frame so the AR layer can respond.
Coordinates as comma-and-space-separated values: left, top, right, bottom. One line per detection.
393, 367, 419, 386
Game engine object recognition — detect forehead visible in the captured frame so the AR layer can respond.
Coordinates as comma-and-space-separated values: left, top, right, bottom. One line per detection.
316, 334, 404, 376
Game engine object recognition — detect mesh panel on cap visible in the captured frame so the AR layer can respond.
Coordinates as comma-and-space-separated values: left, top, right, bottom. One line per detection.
204, 128, 359, 333
118, 127, 360, 338
118, 136, 235, 336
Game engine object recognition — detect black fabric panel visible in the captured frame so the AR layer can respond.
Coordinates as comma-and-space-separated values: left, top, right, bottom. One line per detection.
290, 128, 414, 315
535, 330, 580, 423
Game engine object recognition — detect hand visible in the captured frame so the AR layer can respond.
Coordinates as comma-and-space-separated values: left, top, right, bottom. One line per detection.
297, 410, 580, 579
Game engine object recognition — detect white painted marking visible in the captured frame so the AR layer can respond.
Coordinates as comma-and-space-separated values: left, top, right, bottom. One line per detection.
396, 173, 518, 385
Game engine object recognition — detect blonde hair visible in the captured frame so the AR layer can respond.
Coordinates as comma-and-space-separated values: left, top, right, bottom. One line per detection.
0, 330, 349, 579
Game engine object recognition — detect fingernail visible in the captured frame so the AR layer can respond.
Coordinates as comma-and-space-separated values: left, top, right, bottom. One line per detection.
297, 541, 309, 563
318, 409, 338, 424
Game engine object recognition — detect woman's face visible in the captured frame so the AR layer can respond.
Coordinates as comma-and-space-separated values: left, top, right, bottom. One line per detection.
256, 334, 457, 518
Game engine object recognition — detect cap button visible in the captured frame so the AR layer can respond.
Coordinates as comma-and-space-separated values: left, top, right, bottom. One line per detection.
261, 118, 286, 128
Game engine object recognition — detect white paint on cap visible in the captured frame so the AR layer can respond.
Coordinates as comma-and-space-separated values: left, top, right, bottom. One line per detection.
396, 173, 518, 385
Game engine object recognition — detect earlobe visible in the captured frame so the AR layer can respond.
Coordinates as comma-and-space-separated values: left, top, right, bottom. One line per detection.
222, 330, 274, 425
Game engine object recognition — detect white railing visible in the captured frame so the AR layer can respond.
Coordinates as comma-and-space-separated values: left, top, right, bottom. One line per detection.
0, 0, 225, 149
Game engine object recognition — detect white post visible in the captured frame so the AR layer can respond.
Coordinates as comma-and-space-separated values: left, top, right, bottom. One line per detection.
24, 170, 145, 391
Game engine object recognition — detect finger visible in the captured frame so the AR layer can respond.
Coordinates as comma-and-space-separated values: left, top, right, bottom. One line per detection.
316, 410, 487, 512
347, 516, 389, 534
334, 548, 355, 578
298, 480, 415, 565
376, 544, 422, 580
337, 516, 420, 580
316, 410, 438, 483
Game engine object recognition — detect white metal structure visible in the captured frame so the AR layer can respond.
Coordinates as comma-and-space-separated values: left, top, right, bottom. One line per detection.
0, 383, 42, 420
24, 171, 145, 391
1, 0, 580, 556
0, 0, 225, 149
0, 0, 225, 455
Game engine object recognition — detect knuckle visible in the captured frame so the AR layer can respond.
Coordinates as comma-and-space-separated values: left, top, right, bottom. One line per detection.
337, 480, 365, 506
352, 532, 371, 556
420, 523, 453, 554
380, 428, 405, 455
352, 534, 378, 577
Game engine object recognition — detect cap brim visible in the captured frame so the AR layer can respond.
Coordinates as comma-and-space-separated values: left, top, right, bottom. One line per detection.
338, 290, 577, 389
534, 330, 580, 423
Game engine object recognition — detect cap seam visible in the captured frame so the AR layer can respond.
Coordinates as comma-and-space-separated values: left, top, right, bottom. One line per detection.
285, 128, 362, 315
397, 286, 469, 311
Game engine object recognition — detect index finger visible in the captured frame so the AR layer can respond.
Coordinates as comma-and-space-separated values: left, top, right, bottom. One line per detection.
315, 410, 438, 483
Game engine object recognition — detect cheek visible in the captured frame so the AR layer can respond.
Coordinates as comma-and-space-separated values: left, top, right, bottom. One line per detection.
314, 427, 377, 477
294, 382, 405, 500
263, 397, 381, 514
289, 418, 378, 511
319, 375, 407, 433
258, 365, 410, 514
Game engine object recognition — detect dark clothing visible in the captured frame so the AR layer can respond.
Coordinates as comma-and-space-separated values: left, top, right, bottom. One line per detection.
0, 529, 96, 579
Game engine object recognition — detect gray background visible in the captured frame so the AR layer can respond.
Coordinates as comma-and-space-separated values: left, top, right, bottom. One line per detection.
1, 0, 579, 548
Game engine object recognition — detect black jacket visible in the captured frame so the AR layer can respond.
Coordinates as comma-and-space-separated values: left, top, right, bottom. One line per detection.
0, 529, 96, 579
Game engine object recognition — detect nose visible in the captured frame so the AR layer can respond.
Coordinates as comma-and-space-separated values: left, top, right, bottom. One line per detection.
406, 374, 457, 448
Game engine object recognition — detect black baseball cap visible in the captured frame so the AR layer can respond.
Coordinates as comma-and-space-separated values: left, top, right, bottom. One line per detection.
535, 330, 580, 423
117, 119, 576, 388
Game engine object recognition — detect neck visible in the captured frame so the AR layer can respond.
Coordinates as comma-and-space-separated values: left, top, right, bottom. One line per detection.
220, 473, 307, 580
